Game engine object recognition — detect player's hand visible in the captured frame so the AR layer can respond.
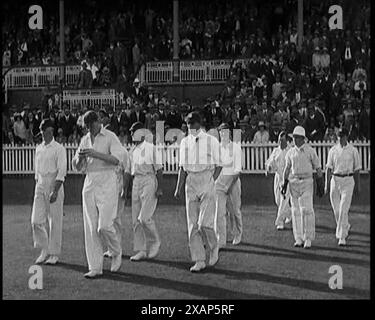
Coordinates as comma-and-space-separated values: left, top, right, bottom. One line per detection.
155, 188, 163, 198
79, 148, 99, 159
49, 191, 58, 203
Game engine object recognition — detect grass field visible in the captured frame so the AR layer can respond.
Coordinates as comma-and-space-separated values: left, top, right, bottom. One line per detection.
2, 204, 370, 300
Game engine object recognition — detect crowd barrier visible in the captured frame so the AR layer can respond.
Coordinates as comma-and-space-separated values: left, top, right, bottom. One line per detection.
4, 65, 81, 90
2, 141, 371, 175
142, 59, 236, 84
61, 89, 125, 108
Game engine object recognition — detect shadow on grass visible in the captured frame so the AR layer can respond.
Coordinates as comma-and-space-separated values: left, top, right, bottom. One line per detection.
315, 225, 370, 238
241, 241, 370, 256
140, 257, 369, 299
226, 243, 369, 268
56, 261, 279, 300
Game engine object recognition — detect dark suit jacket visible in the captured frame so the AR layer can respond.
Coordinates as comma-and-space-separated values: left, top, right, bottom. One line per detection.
129, 111, 146, 126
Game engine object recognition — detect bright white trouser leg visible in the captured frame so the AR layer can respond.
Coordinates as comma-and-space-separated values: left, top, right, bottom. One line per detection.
274, 173, 291, 227
132, 175, 160, 252
31, 175, 64, 256
186, 171, 217, 262
289, 178, 315, 242
82, 171, 122, 272
330, 176, 354, 240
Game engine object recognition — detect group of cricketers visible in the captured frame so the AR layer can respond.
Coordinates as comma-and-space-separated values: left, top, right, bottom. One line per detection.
30, 110, 361, 277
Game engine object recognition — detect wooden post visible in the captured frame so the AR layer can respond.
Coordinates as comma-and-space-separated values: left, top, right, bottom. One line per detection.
297, 0, 303, 52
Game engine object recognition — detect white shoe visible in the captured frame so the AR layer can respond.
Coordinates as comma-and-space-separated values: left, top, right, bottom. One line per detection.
232, 236, 241, 245
276, 225, 284, 230
208, 245, 219, 266
294, 240, 303, 247
84, 270, 103, 279
130, 251, 147, 261
304, 239, 312, 249
45, 255, 59, 265
110, 254, 122, 272
103, 250, 112, 258
148, 242, 161, 259
190, 261, 206, 273
338, 239, 346, 246
35, 250, 48, 264
285, 218, 292, 224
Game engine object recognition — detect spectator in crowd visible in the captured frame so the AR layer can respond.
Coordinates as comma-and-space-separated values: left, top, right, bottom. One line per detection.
252, 121, 269, 143
304, 106, 325, 142
13, 114, 27, 145
76, 62, 93, 89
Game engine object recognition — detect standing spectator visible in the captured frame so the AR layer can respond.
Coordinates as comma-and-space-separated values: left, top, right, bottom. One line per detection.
358, 101, 370, 140
129, 78, 146, 101
76, 62, 93, 89
303, 106, 325, 142
342, 40, 355, 75
132, 38, 141, 73
114, 41, 125, 79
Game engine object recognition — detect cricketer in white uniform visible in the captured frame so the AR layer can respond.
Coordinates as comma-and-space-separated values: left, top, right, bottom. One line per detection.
72, 111, 124, 278
174, 112, 222, 272
32, 119, 67, 265
98, 109, 129, 258
215, 123, 242, 248
325, 127, 361, 246
265, 131, 292, 230
282, 126, 323, 248
124, 122, 163, 261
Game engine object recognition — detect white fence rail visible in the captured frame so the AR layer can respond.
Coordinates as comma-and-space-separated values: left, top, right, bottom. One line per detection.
62, 89, 124, 108
2, 142, 370, 175
4, 65, 81, 89
141, 59, 239, 84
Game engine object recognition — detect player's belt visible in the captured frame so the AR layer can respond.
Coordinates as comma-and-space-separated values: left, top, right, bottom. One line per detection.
333, 173, 354, 177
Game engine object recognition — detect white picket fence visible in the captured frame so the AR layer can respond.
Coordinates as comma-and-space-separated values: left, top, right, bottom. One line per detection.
61, 89, 126, 108
2, 141, 371, 175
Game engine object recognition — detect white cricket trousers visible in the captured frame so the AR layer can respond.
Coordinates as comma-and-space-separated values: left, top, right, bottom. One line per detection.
82, 170, 122, 273
31, 173, 64, 256
215, 175, 242, 247
330, 176, 354, 240
132, 174, 160, 252
274, 173, 291, 227
185, 170, 218, 262
289, 178, 315, 242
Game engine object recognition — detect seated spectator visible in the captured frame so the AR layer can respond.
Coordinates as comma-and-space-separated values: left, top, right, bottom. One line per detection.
323, 126, 338, 142
118, 126, 131, 145
13, 113, 27, 145
56, 128, 67, 144
252, 121, 269, 143
98, 66, 112, 87
67, 126, 81, 145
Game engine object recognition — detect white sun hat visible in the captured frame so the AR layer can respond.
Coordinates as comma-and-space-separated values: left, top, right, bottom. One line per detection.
292, 126, 306, 137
